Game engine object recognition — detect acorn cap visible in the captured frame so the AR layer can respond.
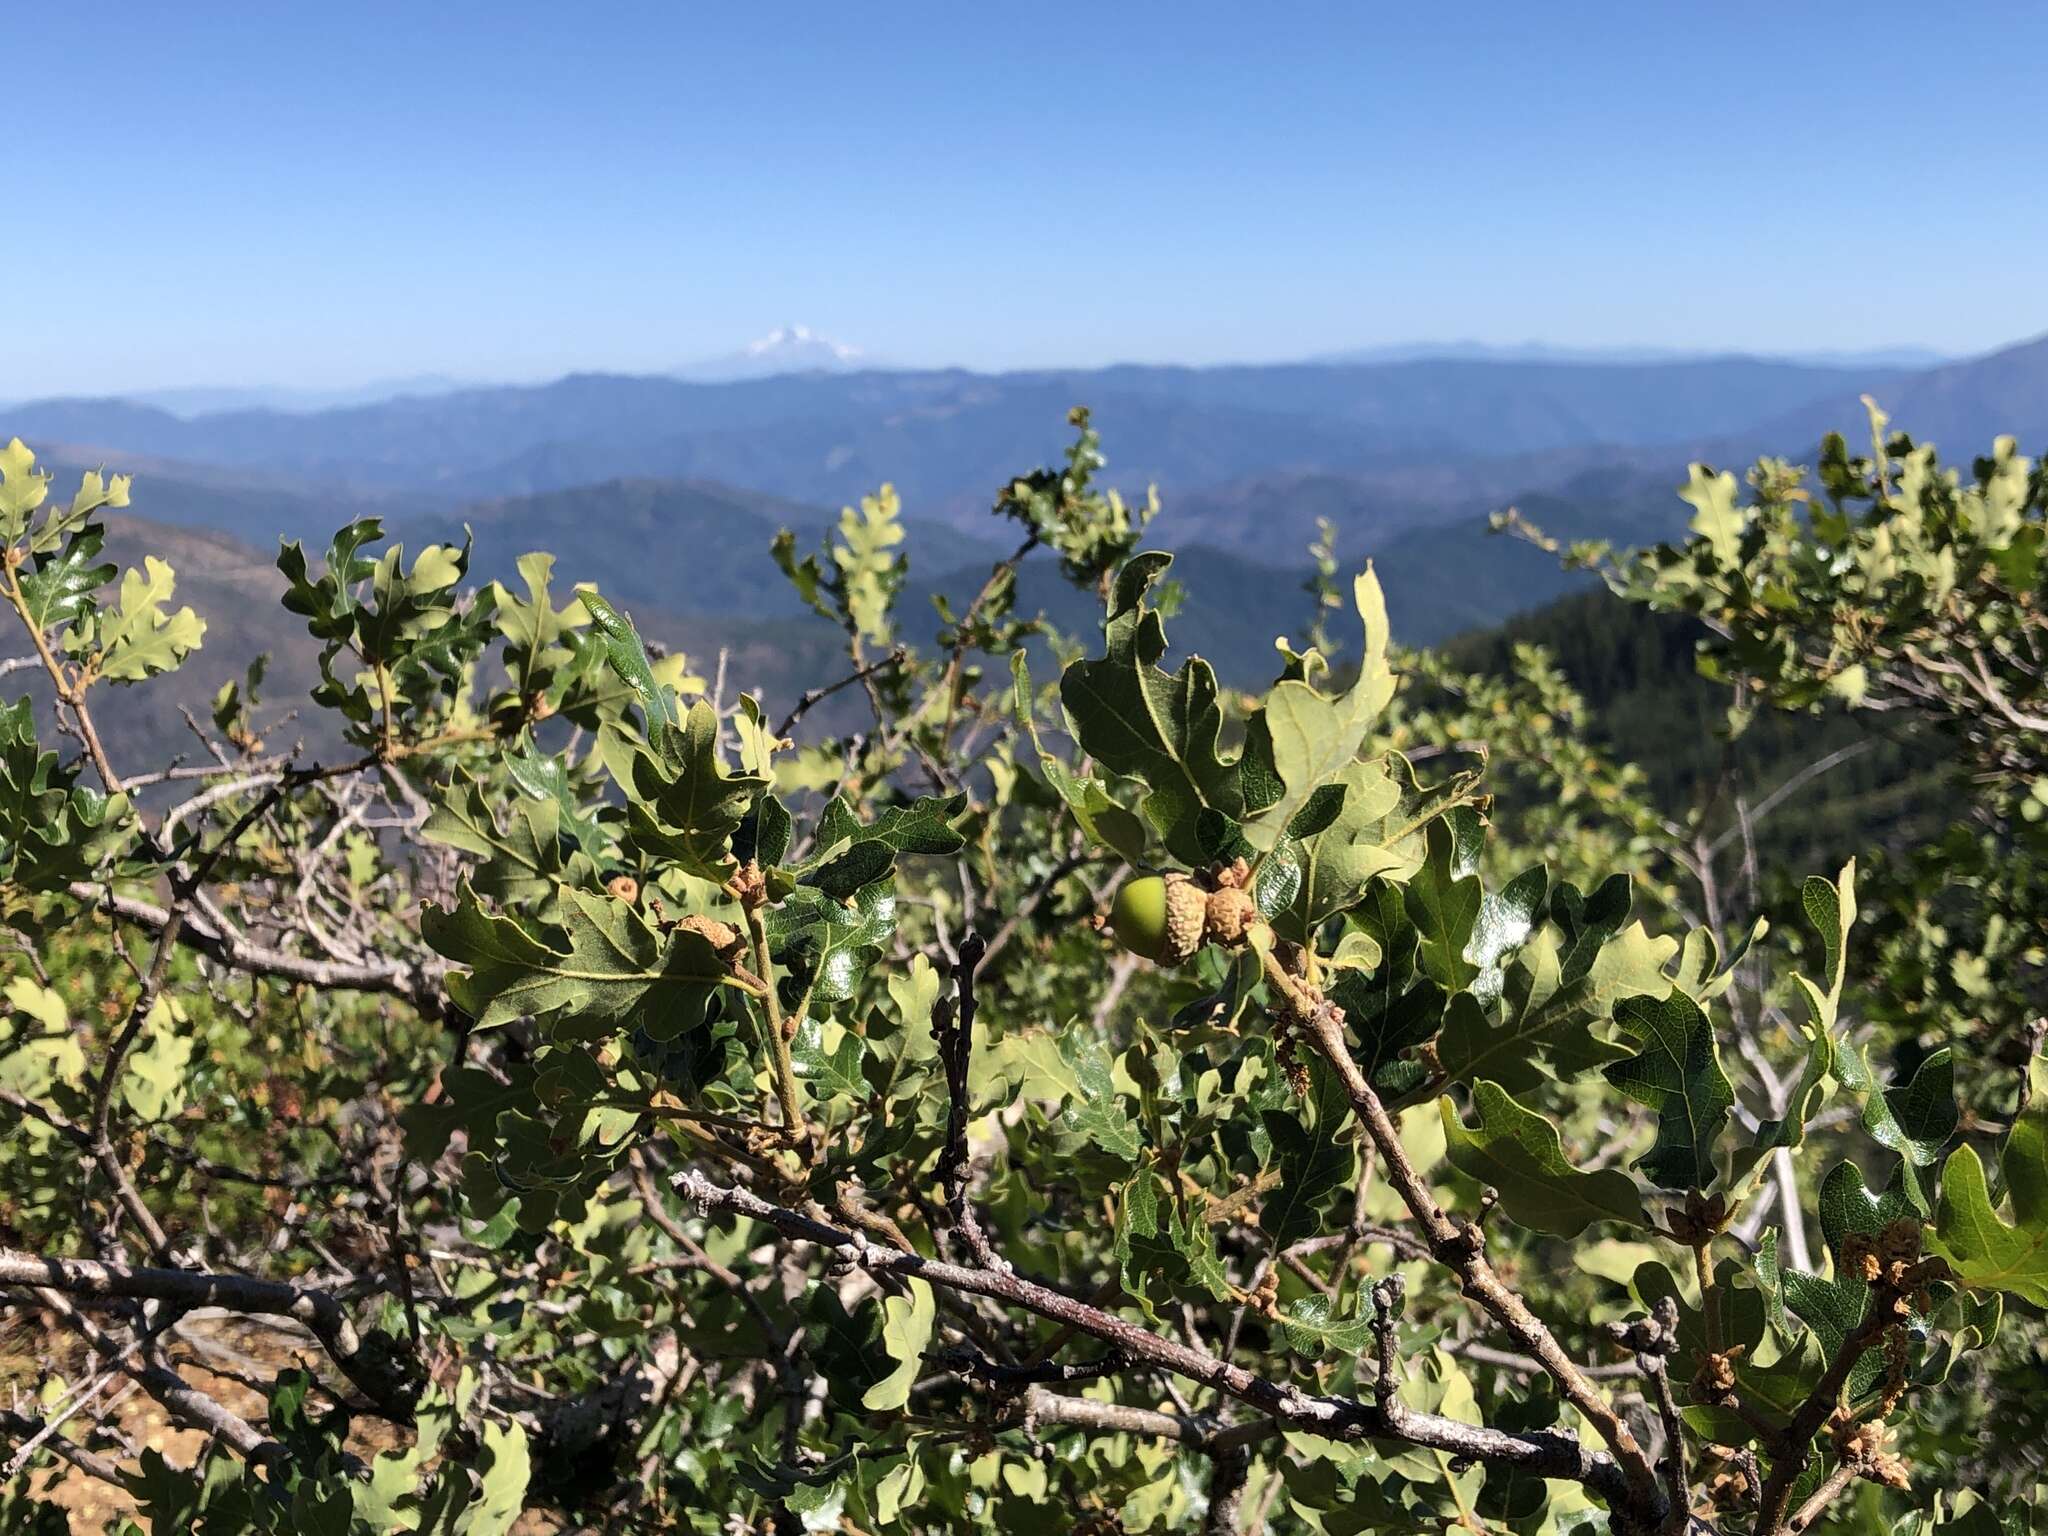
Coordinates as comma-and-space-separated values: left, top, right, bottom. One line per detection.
1160, 873, 1207, 965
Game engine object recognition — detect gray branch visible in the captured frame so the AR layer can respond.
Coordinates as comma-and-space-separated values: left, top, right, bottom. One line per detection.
671, 1168, 1634, 1512
0, 1248, 417, 1423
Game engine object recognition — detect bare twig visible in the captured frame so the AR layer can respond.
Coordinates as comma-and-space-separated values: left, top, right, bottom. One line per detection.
1785, 1454, 1867, 1533
774, 646, 908, 739
930, 931, 1007, 1271
67, 882, 427, 1004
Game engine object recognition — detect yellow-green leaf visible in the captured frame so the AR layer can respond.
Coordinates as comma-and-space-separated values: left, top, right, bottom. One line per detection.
861, 1278, 935, 1410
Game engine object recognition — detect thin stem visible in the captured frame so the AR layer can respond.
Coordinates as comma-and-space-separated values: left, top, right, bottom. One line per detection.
745, 904, 807, 1146
2, 559, 123, 791
1693, 1238, 1721, 1355
774, 646, 908, 739
1786, 1455, 1865, 1533
0, 1247, 414, 1422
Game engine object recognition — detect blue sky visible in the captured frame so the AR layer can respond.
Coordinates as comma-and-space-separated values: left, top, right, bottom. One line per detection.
10, 2, 2046, 394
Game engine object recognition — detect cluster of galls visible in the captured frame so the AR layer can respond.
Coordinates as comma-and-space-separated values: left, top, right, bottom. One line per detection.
1839, 1218, 1947, 1307
1257, 938, 1329, 1096
1107, 859, 1262, 966
1702, 1464, 1752, 1515
1663, 1189, 1731, 1246
1829, 1415, 1912, 1491
1690, 1343, 1747, 1405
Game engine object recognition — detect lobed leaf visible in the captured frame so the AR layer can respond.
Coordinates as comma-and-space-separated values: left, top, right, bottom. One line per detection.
1440, 1080, 1646, 1237
1602, 989, 1734, 1191
425, 879, 732, 1040
1059, 552, 1244, 864
1931, 1053, 2048, 1305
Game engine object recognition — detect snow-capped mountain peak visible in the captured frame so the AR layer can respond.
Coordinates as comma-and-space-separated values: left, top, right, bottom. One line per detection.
743, 324, 862, 363
681, 326, 869, 381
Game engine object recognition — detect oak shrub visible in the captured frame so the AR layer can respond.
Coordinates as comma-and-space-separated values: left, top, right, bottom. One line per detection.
0, 413, 2040, 1534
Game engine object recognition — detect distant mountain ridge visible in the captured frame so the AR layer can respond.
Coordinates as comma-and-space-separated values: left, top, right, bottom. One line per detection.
415, 476, 1006, 621
1753, 332, 2048, 456
11, 331, 2044, 690
1311, 340, 1955, 369
7, 348, 1962, 526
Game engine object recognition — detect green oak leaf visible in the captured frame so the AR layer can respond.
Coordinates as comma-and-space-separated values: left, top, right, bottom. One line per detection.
503, 744, 605, 854
1913, 1284, 2004, 1389
1782, 1163, 1927, 1399
19, 526, 115, 633
1273, 755, 1482, 942
1464, 864, 1547, 1006
1057, 1031, 1141, 1162
1059, 551, 1244, 864
791, 1015, 868, 1100
734, 791, 794, 870
278, 519, 380, 640
424, 878, 731, 1039
1325, 880, 1444, 1099
860, 1279, 935, 1411
1259, 1056, 1353, 1246
1802, 858, 1858, 1000
766, 878, 896, 1004
1167, 1202, 1234, 1303
1436, 895, 1670, 1094
422, 772, 564, 904
1276, 1292, 1375, 1358
1440, 1080, 1646, 1237
1010, 652, 1147, 864
1602, 989, 1734, 1191
1680, 463, 1747, 564
465, 1420, 532, 1536
1930, 1052, 2048, 1305
624, 698, 768, 880
0, 697, 129, 889
580, 590, 680, 744
1720, 863, 1857, 1194
87, 557, 207, 681
1787, 1167, 1899, 1345
0, 437, 53, 538
1403, 809, 1485, 991
490, 550, 586, 658
797, 791, 966, 898
833, 484, 905, 644
1839, 1043, 1956, 1212
1111, 1164, 1169, 1320
1241, 567, 1396, 852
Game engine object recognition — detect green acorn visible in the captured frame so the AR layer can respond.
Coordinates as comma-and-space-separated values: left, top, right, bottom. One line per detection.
1110, 873, 1206, 966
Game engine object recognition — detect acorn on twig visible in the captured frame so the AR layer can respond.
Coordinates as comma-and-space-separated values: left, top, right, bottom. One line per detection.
1108, 858, 1265, 968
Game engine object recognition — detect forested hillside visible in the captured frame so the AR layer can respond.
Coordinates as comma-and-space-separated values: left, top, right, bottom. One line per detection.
1444, 590, 1952, 881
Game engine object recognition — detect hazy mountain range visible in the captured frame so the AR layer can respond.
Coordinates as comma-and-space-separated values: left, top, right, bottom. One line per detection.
8, 329, 2046, 764
1311, 341, 1955, 369
17, 336, 2039, 523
